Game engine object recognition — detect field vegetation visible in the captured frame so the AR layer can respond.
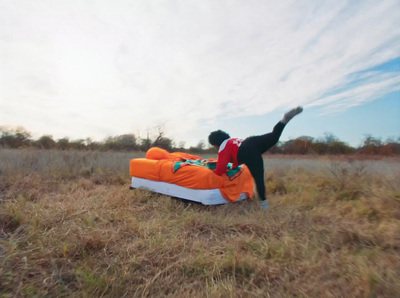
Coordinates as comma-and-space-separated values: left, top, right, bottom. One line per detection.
1, 126, 400, 156
1, 149, 399, 297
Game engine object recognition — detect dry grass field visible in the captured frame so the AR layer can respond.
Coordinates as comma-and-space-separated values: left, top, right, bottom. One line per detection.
1, 149, 399, 297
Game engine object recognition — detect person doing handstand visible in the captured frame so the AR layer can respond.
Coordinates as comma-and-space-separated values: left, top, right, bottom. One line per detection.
208, 107, 303, 210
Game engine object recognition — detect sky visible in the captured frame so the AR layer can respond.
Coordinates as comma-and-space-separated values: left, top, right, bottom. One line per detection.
0, 0, 399, 148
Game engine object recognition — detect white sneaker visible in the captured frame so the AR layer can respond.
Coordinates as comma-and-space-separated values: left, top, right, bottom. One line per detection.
259, 200, 269, 210
283, 106, 303, 123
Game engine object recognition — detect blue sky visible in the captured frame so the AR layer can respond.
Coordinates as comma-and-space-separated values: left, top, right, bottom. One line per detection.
213, 92, 400, 148
221, 59, 400, 147
0, 1, 399, 148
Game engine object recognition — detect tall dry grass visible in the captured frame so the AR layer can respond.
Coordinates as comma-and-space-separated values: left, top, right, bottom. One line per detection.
1, 149, 399, 297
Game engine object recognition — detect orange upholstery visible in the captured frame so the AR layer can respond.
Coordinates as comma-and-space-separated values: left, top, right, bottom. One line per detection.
146, 147, 203, 161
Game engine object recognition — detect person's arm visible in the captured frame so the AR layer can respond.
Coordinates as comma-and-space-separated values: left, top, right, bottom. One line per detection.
214, 146, 230, 176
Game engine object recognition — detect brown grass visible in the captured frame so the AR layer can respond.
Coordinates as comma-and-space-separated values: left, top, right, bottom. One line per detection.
1, 149, 399, 297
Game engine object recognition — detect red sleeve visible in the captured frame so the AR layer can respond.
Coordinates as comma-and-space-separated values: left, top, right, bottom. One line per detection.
214, 144, 230, 176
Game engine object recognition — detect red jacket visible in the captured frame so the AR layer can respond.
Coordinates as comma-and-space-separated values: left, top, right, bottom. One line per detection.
215, 138, 242, 176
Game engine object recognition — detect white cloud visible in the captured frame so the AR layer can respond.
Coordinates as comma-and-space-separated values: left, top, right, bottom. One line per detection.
0, 0, 399, 145
310, 73, 400, 112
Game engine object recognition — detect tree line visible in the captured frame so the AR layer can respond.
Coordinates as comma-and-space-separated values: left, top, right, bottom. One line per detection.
1, 127, 399, 156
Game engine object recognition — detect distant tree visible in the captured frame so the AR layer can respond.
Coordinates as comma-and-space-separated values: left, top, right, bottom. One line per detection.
69, 139, 86, 150
57, 137, 70, 150
267, 141, 283, 154
379, 143, 394, 155
328, 141, 354, 155
189, 141, 207, 153
147, 125, 174, 151
103, 136, 116, 151
116, 134, 138, 151
311, 141, 328, 155
311, 133, 355, 155
363, 135, 382, 147
14, 128, 32, 148
282, 136, 314, 155
100, 134, 138, 151
35, 135, 56, 149
176, 141, 186, 151
390, 142, 400, 155
358, 135, 382, 155
323, 132, 340, 145
197, 140, 205, 150
153, 137, 173, 151
85, 138, 101, 151
140, 137, 152, 151
376, 137, 400, 155
0, 126, 31, 148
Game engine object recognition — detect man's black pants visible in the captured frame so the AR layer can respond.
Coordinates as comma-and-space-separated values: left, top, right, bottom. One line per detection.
237, 121, 285, 201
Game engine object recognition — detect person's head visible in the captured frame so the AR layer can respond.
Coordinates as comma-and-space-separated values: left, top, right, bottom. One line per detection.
208, 130, 230, 148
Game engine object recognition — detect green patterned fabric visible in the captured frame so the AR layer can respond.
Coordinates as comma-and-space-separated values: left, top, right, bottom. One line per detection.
172, 159, 243, 181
